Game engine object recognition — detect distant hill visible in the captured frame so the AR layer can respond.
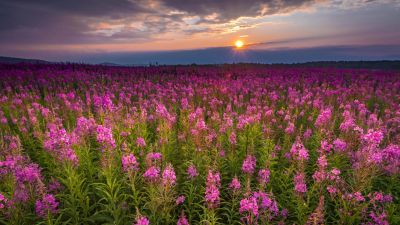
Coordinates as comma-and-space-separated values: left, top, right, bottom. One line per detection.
1, 56, 399, 70
288, 60, 400, 70
0, 56, 50, 64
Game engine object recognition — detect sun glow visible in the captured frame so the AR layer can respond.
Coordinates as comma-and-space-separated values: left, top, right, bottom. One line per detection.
235, 40, 244, 48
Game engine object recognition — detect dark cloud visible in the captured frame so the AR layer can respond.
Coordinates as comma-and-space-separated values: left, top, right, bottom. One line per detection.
161, 0, 321, 23
0, 0, 324, 46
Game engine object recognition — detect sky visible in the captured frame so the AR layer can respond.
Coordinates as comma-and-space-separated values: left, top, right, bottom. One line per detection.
0, 0, 399, 64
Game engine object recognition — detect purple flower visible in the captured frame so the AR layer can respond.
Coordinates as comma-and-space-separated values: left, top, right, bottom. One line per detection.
229, 177, 241, 191
229, 132, 237, 145
187, 164, 198, 179
294, 172, 307, 194
162, 163, 176, 186
239, 196, 258, 216
143, 166, 160, 182
242, 155, 256, 174
176, 195, 185, 205
333, 138, 347, 152
136, 137, 146, 148
135, 215, 150, 225
35, 194, 59, 218
258, 169, 270, 185
290, 140, 309, 161
122, 154, 139, 172
0, 193, 8, 209
177, 211, 189, 225
96, 125, 116, 150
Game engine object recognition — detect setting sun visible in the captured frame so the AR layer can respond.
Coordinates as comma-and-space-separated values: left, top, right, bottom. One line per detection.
235, 40, 244, 48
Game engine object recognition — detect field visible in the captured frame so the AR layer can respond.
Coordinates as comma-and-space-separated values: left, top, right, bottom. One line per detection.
0, 64, 399, 225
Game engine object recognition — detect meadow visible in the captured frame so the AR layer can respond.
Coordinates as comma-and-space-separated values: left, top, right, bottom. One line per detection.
0, 64, 399, 224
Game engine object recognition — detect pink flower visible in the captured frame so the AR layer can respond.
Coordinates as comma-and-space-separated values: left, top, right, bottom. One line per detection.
258, 169, 270, 185
176, 195, 185, 205
177, 211, 189, 225
239, 196, 258, 216
35, 194, 59, 218
187, 165, 198, 179
135, 215, 150, 225
162, 164, 176, 186
294, 172, 307, 194
143, 166, 160, 182
290, 140, 309, 161
122, 154, 139, 172
333, 138, 347, 152
229, 132, 237, 145
136, 137, 146, 147
242, 155, 256, 174
229, 177, 241, 191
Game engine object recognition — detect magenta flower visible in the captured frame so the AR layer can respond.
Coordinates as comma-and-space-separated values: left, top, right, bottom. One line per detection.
177, 211, 189, 225
122, 154, 139, 172
290, 140, 309, 161
257, 168, 270, 185
35, 194, 59, 218
136, 137, 146, 148
242, 155, 256, 174
229, 177, 241, 191
143, 166, 160, 182
176, 195, 185, 205
187, 165, 198, 179
135, 215, 150, 225
0, 193, 8, 209
294, 172, 307, 194
162, 163, 176, 186
239, 196, 258, 216
96, 125, 116, 150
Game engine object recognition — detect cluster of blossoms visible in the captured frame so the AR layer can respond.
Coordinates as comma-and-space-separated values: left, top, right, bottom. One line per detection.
44, 123, 78, 165
294, 172, 307, 194
35, 194, 59, 218
162, 163, 176, 186
239, 191, 280, 224
187, 164, 198, 179
205, 170, 221, 208
121, 154, 139, 172
242, 155, 256, 174
96, 125, 116, 150
290, 140, 309, 161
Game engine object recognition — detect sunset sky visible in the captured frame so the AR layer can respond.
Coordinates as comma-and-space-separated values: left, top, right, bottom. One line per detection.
0, 0, 399, 64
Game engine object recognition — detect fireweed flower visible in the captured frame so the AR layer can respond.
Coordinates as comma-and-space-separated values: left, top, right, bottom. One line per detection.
229, 177, 241, 191
135, 215, 150, 225
333, 138, 347, 152
136, 137, 146, 148
96, 125, 116, 150
205, 170, 221, 208
315, 108, 332, 127
258, 168, 270, 185
177, 211, 189, 225
162, 163, 176, 186
242, 155, 256, 174
239, 196, 258, 217
0, 193, 8, 209
176, 195, 185, 205
122, 154, 139, 172
146, 152, 162, 165
143, 166, 160, 183
35, 194, 59, 218
187, 164, 198, 179
229, 132, 237, 145
294, 172, 307, 194
290, 140, 309, 161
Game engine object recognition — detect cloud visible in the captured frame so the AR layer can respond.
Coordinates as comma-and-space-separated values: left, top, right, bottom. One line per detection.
0, 0, 398, 50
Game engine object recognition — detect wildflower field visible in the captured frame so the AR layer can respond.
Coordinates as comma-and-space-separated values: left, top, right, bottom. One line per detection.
0, 64, 399, 225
